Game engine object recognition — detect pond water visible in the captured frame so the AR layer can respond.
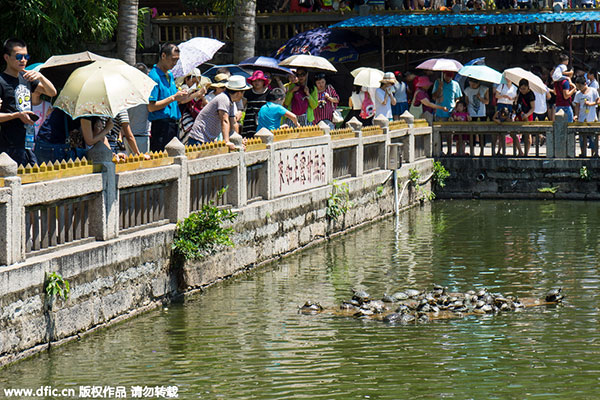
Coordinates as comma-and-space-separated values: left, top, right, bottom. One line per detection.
2, 200, 600, 399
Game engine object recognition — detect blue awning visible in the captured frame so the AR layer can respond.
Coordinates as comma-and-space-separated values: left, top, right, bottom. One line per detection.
330, 11, 600, 28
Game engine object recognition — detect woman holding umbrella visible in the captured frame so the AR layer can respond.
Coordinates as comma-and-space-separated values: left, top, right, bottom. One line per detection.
284, 68, 318, 126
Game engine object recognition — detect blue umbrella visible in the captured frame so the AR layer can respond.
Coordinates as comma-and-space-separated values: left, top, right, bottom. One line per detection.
455, 57, 486, 88
202, 64, 251, 80
457, 65, 503, 85
239, 56, 293, 76
272, 27, 374, 64
25, 62, 44, 72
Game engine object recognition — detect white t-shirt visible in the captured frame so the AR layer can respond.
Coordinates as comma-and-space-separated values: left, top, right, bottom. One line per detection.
393, 81, 407, 103
495, 83, 517, 105
588, 79, 599, 90
533, 90, 548, 114
464, 86, 488, 117
350, 91, 364, 110
574, 87, 599, 122
373, 87, 393, 119
552, 64, 568, 82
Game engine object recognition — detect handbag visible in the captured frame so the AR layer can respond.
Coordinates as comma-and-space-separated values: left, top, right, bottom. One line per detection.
409, 90, 424, 119
332, 109, 343, 124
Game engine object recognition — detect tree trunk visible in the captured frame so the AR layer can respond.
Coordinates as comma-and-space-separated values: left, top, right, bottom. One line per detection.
233, 0, 256, 63
117, 0, 139, 65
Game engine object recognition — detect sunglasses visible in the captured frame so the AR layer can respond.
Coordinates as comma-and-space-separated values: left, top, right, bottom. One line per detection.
15, 54, 30, 61
296, 72, 307, 77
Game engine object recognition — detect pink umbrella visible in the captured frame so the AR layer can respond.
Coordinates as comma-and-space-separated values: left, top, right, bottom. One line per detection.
416, 58, 463, 72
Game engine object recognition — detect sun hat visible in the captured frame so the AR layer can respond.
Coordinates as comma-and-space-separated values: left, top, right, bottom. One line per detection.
188, 68, 201, 78
415, 76, 433, 88
211, 73, 229, 88
226, 75, 251, 91
381, 72, 397, 84
247, 70, 269, 83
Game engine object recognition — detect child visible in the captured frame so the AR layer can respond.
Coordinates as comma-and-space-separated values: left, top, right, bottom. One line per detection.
492, 107, 513, 155
339, 0, 352, 13
257, 88, 300, 132
551, 54, 573, 85
450, 101, 471, 155
450, 100, 471, 122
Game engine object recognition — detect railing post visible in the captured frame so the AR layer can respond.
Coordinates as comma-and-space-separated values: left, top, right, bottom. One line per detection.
347, 117, 364, 177
317, 121, 336, 183
551, 110, 569, 158
256, 128, 274, 200
87, 143, 118, 240
0, 153, 24, 265
373, 114, 390, 171
165, 137, 189, 222
254, 128, 277, 200
229, 132, 247, 208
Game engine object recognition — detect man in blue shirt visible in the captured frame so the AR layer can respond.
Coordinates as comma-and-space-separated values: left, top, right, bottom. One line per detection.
147, 43, 188, 152
432, 71, 462, 121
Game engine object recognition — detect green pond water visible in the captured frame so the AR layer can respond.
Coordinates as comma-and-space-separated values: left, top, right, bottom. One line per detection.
2, 200, 600, 399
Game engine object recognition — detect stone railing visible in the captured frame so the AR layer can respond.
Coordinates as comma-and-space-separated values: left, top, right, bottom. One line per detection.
0, 115, 430, 266
432, 111, 594, 158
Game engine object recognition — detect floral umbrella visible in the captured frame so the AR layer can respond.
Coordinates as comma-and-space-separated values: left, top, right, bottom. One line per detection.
416, 58, 464, 72
53, 59, 157, 118
172, 37, 225, 78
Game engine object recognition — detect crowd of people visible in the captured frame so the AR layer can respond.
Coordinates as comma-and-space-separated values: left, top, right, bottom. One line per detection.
264, 0, 598, 13
372, 54, 600, 156
1, 35, 597, 167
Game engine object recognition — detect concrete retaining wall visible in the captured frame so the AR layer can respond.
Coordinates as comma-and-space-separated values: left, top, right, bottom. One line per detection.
437, 158, 600, 200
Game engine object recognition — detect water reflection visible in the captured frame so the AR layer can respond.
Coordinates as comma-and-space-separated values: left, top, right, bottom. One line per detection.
1, 200, 600, 399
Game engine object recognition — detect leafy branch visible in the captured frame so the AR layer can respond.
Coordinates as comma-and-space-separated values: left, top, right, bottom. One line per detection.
172, 188, 237, 260
45, 272, 70, 301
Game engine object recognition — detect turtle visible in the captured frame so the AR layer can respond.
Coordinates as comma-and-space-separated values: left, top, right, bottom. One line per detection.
299, 301, 323, 313
395, 304, 411, 314
417, 313, 430, 323
354, 308, 374, 318
364, 300, 386, 314
399, 313, 416, 324
381, 293, 396, 303
340, 301, 356, 310
545, 288, 564, 302
383, 313, 403, 324
392, 292, 409, 301
352, 288, 371, 304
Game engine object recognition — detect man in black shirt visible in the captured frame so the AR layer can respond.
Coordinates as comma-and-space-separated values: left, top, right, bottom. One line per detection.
0, 38, 56, 166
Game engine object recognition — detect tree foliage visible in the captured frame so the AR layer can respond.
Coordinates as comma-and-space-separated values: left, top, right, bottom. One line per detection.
0, 0, 119, 62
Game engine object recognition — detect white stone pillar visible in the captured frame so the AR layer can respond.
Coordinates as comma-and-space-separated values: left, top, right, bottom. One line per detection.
165, 137, 189, 222
87, 143, 119, 240
0, 153, 24, 265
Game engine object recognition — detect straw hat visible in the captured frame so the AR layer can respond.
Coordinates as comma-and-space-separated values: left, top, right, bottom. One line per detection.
381, 72, 398, 85
211, 73, 229, 88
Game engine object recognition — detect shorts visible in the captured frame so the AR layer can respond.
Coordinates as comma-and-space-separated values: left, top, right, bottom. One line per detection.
392, 102, 409, 116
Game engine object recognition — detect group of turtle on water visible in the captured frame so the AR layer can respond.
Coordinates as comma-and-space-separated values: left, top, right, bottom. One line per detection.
300, 285, 564, 325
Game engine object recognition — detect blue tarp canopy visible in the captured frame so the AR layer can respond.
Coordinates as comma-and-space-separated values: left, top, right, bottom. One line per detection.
330, 11, 600, 29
